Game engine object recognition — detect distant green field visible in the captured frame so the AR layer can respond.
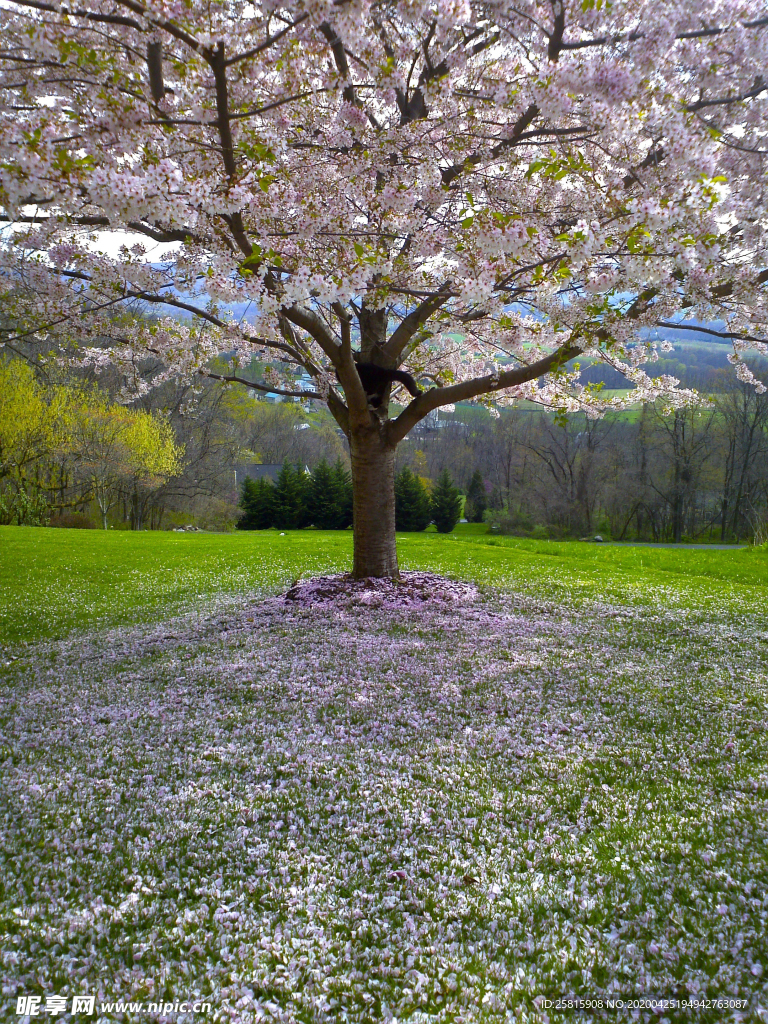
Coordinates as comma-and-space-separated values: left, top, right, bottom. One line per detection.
1, 525, 765, 646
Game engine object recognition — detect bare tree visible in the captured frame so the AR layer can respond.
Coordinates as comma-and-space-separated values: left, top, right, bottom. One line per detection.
715, 374, 768, 541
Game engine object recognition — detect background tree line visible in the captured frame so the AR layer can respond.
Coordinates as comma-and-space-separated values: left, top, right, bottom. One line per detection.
395, 370, 768, 544
3, 345, 768, 542
238, 461, 463, 535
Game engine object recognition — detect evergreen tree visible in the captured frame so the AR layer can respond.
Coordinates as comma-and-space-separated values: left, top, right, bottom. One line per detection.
431, 468, 462, 534
236, 476, 275, 530
306, 459, 353, 529
395, 466, 432, 532
308, 460, 336, 529
330, 459, 353, 529
272, 461, 310, 529
464, 470, 487, 523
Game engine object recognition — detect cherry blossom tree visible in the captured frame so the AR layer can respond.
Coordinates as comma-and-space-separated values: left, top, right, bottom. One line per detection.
1, 0, 767, 576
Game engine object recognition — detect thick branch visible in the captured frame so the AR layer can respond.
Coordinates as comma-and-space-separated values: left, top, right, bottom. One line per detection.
319, 22, 358, 107
207, 42, 251, 256
326, 390, 351, 437
622, 146, 665, 187
677, 267, 768, 308
686, 76, 766, 112
0, 212, 197, 245
547, 0, 566, 61
388, 344, 582, 444
146, 40, 165, 103
6, 0, 141, 29
441, 103, 540, 186
225, 14, 310, 65
282, 306, 342, 367
335, 342, 370, 433
383, 285, 452, 361
111, 0, 201, 50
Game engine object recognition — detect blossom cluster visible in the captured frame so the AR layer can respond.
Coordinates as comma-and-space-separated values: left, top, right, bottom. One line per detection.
0, 0, 766, 418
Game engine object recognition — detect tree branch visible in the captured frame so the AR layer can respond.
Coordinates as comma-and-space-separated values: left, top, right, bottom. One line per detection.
685, 76, 766, 112
383, 284, 452, 361
326, 390, 351, 437
200, 370, 320, 400
622, 146, 665, 187
387, 344, 582, 444
207, 42, 252, 256
559, 15, 768, 51
0, 212, 196, 244
282, 306, 342, 367
5, 0, 141, 29
547, 0, 566, 61
225, 13, 310, 65
655, 321, 767, 345
441, 102, 540, 186
146, 40, 165, 103
111, 0, 201, 51
319, 21, 358, 107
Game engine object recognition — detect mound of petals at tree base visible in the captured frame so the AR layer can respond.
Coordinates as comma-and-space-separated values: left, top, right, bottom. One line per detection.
284, 571, 478, 608
2, 584, 767, 1021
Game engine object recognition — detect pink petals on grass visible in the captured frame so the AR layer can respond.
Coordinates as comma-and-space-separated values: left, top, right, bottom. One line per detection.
284, 571, 479, 608
1, 580, 767, 1021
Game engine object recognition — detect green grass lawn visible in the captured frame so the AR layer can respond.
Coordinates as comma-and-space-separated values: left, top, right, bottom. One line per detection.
1, 525, 765, 646
1, 526, 767, 1022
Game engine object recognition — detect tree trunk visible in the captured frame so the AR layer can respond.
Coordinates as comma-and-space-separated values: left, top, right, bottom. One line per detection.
720, 497, 728, 543
350, 427, 398, 579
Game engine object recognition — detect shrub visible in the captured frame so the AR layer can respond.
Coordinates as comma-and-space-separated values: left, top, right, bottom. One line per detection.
596, 517, 612, 540
330, 459, 354, 529
0, 488, 50, 526
431, 468, 462, 534
486, 508, 534, 536
48, 511, 96, 529
197, 497, 240, 532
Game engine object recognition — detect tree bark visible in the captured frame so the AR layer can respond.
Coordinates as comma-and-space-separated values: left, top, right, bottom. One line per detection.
350, 426, 398, 579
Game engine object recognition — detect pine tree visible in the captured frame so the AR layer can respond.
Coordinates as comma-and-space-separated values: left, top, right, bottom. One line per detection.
464, 470, 487, 523
236, 476, 275, 530
272, 461, 310, 529
308, 460, 336, 529
330, 459, 353, 529
306, 459, 353, 529
431, 468, 462, 534
395, 466, 432, 532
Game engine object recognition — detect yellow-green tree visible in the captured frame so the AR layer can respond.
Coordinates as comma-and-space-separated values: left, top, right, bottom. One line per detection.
0, 358, 183, 528
121, 410, 184, 530
70, 399, 183, 529
0, 358, 69, 488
